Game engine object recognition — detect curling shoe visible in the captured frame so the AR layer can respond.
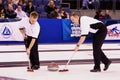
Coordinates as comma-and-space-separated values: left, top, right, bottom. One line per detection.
90, 69, 101, 72
104, 60, 112, 71
32, 65, 40, 70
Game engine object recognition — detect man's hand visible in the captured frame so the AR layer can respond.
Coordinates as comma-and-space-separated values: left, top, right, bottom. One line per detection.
74, 36, 86, 52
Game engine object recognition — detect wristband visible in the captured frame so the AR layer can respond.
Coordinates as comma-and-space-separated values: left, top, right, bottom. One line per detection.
76, 44, 79, 47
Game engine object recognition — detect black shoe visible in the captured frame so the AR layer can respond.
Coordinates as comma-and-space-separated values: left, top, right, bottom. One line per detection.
104, 61, 112, 71
32, 65, 40, 70
90, 69, 101, 72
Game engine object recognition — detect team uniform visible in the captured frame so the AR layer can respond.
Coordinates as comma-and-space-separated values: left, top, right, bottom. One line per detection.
19, 18, 40, 69
80, 16, 111, 70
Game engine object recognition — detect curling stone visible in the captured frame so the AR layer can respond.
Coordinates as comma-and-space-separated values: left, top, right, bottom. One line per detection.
47, 62, 59, 71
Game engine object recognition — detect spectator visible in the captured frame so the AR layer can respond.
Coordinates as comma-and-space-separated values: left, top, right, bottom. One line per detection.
49, 6, 60, 19
24, 1, 34, 16
94, 10, 104, 19
88, 0, 95, 9
104, 9, 111, 19
4, 0, 16, 11
81, 0, 95, 9
15, 4, 28, 19
94, 0, 100, 10
12, 0, 19, 4
60, 8, 69, 19
0, 0, 4, 18
44, 0, 55, 18
0, 0, 4, 12
17, 0, 25, 11
0, 8, 5, 18
4, 4, 17, 18
81, 0, 89, 9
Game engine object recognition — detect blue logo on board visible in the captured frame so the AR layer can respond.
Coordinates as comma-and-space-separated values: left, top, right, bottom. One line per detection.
107, 26, 120, 37
0, 24, 12, 38
2, 27, 11, 35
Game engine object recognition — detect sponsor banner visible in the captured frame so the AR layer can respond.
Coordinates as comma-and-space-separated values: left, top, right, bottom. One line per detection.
106, 23, 120, 40
62, 19, 80, 40
70, 23, 81, 37
63, 19, 120, 41
0, 21, 23, 41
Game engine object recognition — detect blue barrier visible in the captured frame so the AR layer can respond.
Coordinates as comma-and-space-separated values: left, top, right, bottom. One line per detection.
0, 19, 120, 44
38, 19, 79, 43
38, 19, 63, 43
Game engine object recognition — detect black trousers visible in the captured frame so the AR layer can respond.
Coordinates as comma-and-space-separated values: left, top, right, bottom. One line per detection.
25, 36, 39, 67
91, 23, 110, 69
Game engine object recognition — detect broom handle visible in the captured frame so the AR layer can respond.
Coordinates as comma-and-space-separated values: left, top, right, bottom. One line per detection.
24, 39, 31, 69
64, 52, 75, 69
28, 55, 31, 69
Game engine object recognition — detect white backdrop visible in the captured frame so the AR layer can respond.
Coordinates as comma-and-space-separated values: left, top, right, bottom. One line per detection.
0, 21, 23, 41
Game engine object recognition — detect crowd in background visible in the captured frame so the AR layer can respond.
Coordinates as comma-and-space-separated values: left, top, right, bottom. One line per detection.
94, 9, 111, 20
0, 0, 113, 19
0, 0, 70, 19
0, 0, 30, 19
62, 0, 120, 10
44, 0, 69, 19
81, 0, 100, 10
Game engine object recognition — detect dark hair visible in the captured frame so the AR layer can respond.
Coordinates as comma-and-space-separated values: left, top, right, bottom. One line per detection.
70, 12, 80, 17
28, 0, 32, 3
54, 6, 59, 10
96, 10, 102, 15
17, 4, 22, 7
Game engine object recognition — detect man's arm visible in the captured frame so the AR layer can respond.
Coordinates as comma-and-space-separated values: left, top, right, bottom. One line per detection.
26, 38, 36, 55
74, 36, 86, 52
19, 28, 27, 40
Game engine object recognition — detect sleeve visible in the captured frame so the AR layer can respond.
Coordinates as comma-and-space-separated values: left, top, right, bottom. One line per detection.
32, 24, 40, 38
19, 18, 25, 29
80, 16, 90, 36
